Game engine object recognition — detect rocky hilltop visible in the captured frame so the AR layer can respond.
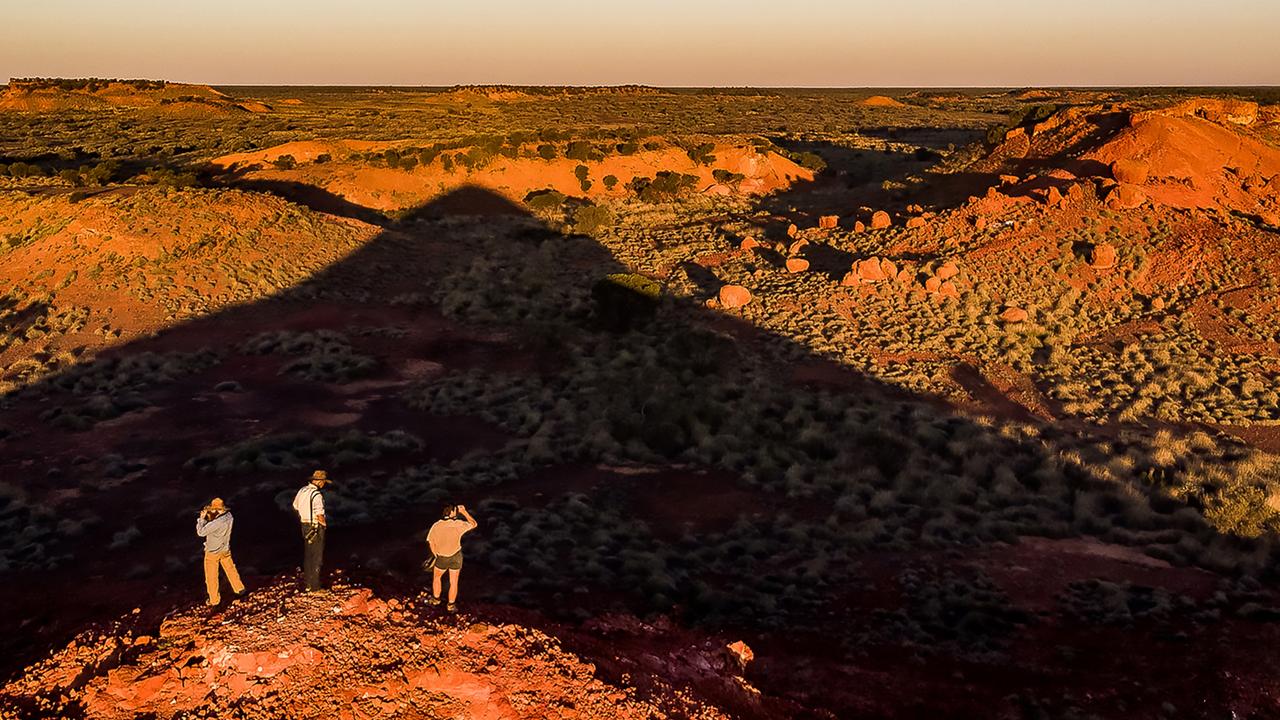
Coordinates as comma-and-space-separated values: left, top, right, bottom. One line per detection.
2, 579, 774, 720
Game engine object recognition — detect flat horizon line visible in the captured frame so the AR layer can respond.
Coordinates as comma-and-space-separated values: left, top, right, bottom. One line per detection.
4, 78, 1279, 91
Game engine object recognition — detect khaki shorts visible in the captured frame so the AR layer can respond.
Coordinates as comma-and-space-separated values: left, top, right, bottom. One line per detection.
433, 552, 463, 571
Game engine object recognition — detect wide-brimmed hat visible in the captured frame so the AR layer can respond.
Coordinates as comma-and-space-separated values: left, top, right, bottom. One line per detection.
311, 470, 329, 482
208, 498, 227, 511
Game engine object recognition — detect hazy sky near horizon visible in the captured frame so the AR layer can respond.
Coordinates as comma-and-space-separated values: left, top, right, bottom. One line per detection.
4, 0, 1278, 87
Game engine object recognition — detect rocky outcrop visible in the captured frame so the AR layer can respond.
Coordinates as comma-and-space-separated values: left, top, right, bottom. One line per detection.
1, 583, 750, 720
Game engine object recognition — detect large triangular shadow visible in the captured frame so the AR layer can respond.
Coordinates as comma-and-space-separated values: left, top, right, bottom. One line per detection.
0, 182, 1268, 717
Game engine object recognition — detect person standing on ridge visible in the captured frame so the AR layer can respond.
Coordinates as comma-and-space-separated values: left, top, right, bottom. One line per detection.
196, 497, 245, 606
292, 470, 330, 591
426, 504, 478, 612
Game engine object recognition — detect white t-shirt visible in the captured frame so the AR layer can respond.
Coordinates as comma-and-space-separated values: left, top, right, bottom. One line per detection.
293, 484, 325, 523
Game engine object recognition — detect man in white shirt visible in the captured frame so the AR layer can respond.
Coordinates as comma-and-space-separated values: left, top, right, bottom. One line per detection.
292, 470, 329, 591
426, 503, 478, 612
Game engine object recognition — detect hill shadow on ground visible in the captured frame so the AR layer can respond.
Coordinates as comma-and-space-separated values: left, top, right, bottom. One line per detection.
0, 183, 1276, 718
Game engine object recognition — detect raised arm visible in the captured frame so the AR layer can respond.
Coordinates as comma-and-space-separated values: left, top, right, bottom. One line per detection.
457, 504, 478, 530
196, 513, 209, 536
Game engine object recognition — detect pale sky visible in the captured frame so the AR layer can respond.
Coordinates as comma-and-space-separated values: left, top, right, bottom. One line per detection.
3, 0, 1278, 87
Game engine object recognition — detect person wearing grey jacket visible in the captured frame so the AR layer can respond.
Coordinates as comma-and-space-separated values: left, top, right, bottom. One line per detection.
196, 497, 245, 606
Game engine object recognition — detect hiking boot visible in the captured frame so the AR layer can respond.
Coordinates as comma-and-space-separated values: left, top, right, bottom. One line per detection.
446, 602, 458, 613
426, 595, 442, 607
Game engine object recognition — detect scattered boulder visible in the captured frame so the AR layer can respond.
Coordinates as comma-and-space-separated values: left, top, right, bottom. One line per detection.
1259, 211, 1280, 227
870, 211, 891, 229
855, 258, 888, 283
1046, 186, 1064, 207
1111, 159, 1149, 185
923, 276, 942, 293
937, 281, 960, 299
1089, 243, 1118, 270
998, 174, 1020, 186
787, 239, 810, 256
739, 236, 761, 251
785, 258, 810, 273
1000, 307, 1029, 323
895, 269, 914, 283
853, 220, 866, 233
905, 217, 926, 229
786, 223, 799, 238
718, 285, 752, 309
818, 215, 839, 229
1108, 184, 1147, 209
935, 261, 960, 280
879, 258, 899, 279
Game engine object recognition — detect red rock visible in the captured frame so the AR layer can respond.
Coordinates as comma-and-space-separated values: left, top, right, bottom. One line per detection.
895, 269, 913, 283
122, 673, 170, 710
818, 215, 839, 229
1000, 307, 1029, 323
739, 236, 761, 251
785, 223, 798, 238
787, 239, 809, 256
1259, 211, 1280, 227
853, 220, 866, 232
905, 217, 926, 228
879, 258, 898, 278
999, 174, 1020, 186
1111, 159, 1149, 185
785, 258, 809, 273
937, 281, 960, 299
974, 216, 988, 230
855, 258, 887, 283
870, 211, 891, 229
1089, 243, 1117, 269
923, 276, 941, 292
1046, 186, 1063, 207
935, 261, 959, 280
1108, 184, 1147, 209
840, 272, 860, 287
718, 285, 752, 308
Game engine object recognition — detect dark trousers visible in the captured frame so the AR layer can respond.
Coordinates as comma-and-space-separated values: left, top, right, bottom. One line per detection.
301, 523, 325, 590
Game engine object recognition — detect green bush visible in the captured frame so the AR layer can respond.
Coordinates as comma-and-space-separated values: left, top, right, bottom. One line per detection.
572, 204, 613, 235
629, 171, 699, 202
566, 141, 601, 162
591, 273, 661, 330
524, 189, 566, 212
686, 142, 716, 165
712, 168, 745, 185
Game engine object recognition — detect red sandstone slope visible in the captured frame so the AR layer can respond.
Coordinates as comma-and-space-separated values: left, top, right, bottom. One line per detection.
1, 581, 774, 720
210, 140, 814, 213
1085, 111, 1280, 215
975, 98, 1280, 221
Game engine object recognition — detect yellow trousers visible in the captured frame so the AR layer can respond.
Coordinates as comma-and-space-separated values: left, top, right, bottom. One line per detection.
203, 551, 245, 605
